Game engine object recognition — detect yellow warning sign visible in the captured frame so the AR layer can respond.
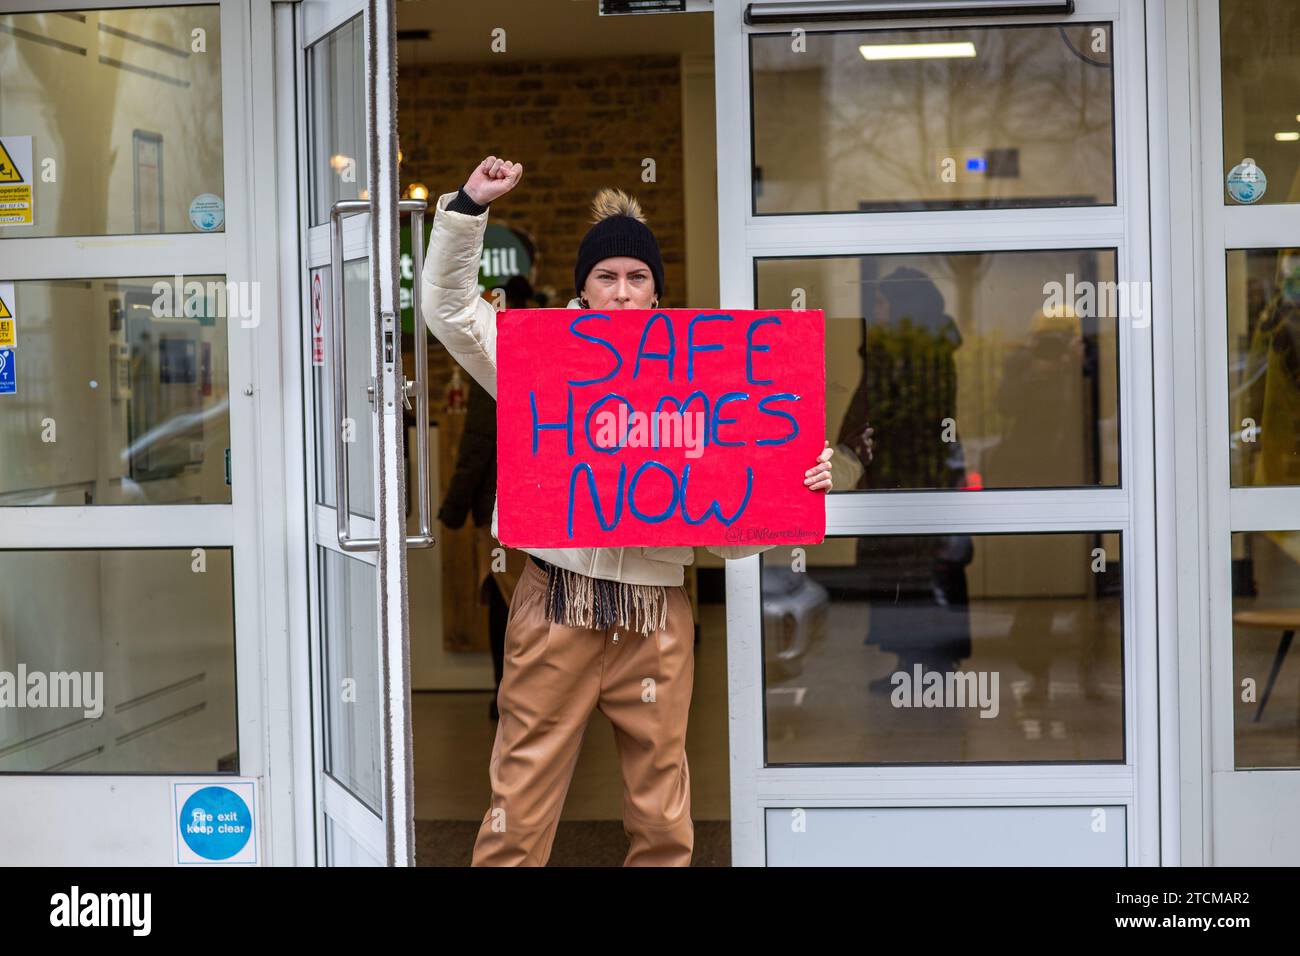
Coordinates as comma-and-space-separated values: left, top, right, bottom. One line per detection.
0, 140, 22, 182
0, 283, 14, 347
0, 136, 33, 227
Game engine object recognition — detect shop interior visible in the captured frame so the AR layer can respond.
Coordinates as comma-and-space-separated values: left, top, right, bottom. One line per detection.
393, 1, 1141, 865
0, 0, 1296, 866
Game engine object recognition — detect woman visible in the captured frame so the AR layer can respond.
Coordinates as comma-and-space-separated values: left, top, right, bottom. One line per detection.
421, 155, 835, 867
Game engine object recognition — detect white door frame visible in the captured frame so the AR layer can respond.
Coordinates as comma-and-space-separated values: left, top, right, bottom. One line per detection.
1188, 0, 1300, 865
713, 0, 1162, 866
0, 0, 299, 865
288, 0, 416, 866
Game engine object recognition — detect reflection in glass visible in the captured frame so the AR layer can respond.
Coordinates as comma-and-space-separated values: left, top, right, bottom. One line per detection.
763, 533, 1123, 765
313, 260, 375, 517
1228, 248, 1300, 486
1232, 531, 1300, 769
0, 548, 236, 773
1220, 0, 1300, 206
308, 15, 368, 226
750, 23, 1114, 214
0, 277, 231, 505
0, 6, 224, 238
321, 547, 380, 812
756, 251, 1121, 491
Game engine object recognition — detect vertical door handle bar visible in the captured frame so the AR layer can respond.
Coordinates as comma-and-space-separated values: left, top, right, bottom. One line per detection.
328, 198, 433, 551
400, 197, 434, 549
329, 198, 378, 552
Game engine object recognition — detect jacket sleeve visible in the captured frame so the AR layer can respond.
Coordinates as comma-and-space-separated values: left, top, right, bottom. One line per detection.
420, 190, 499, 398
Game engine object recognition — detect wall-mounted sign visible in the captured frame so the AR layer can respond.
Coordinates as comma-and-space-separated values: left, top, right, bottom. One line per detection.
172, 779, 258, 865
402, 219, 534, 333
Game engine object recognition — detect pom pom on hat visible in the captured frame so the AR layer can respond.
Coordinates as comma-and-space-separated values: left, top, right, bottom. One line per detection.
589, 187, 645, 225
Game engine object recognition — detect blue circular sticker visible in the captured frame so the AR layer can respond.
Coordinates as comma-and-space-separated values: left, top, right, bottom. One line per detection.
1227, 159, 1267, 204
1282, 253, 1300, 303
180, 785, 252, 860
188, 193, 225, 231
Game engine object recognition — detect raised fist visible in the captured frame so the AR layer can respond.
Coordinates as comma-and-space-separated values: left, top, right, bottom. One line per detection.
464, 155, 523, 206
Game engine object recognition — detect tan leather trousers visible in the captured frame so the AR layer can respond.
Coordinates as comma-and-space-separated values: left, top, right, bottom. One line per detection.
471, 557, 696, 866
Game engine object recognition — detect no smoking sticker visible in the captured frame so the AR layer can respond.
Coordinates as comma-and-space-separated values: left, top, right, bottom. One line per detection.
312, 272, 325, 366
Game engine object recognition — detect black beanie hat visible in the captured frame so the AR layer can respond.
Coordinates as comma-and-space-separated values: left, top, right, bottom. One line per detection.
574, 188, 665, 301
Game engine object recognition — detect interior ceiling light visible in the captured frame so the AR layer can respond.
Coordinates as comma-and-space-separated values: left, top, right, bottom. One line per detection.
747, 1, 1073, 25
860, 41, 976, 60
1275, 131, 1300, 142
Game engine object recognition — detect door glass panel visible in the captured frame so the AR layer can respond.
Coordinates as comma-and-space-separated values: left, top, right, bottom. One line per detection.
762, 532, 1124, 765
1232, 531, 1300, 769
0, 276, 231, 505
756, 250, 1122, 491
320, 547, 380, 812
1227, 248, 1300, 486
1220, 0, 1300, 206
326, 817, 383, 865
0, 547, 236, 773
0, 6, 224, 237
312, 260, 375, 517
308, 15, 367, 227
750, 22, 1115, 214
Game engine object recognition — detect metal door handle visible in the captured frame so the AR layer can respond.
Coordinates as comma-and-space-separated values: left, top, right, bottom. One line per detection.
401, 197, 434, 549
327, 197, 434, 551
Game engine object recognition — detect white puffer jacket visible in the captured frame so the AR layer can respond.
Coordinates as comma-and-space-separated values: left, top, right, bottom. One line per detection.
419, 189, 774, 586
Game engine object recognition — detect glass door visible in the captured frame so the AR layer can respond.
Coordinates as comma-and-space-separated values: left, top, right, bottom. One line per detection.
1199, 0, 1300, 864
0, 0, 276, 864
295, 0, 428, 866
715, 0, 1157, 865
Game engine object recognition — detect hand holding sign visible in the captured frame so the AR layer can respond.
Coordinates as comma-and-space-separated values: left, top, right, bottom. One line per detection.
805, 441, 834, 491
497, 308, 827, 548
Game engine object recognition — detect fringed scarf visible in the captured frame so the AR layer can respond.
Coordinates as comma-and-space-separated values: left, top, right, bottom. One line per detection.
542, 562, 669, 637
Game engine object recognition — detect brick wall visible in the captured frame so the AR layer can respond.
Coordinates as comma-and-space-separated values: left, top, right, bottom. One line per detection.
399, 54, 686, 308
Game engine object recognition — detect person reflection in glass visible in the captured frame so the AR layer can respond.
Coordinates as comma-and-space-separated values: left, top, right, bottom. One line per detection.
991, 305, 1103, 703
1241, 249, 1300, 487
836, 266, 974, 691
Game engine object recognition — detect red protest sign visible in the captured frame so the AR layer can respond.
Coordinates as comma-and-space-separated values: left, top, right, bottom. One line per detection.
496, 308, 826, 548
